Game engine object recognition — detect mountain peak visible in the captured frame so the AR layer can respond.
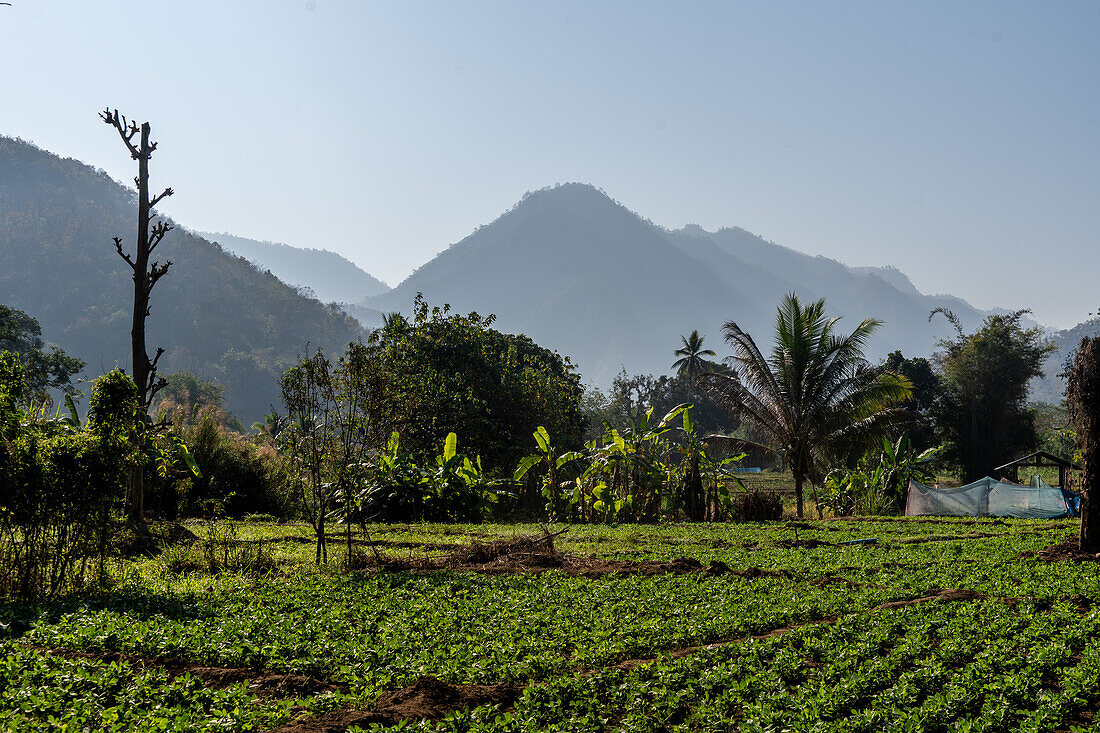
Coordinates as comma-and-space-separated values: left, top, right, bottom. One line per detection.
511, 183, 628, 217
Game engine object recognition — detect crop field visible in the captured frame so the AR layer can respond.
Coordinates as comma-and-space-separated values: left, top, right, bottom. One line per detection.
3, 518, 1100, 732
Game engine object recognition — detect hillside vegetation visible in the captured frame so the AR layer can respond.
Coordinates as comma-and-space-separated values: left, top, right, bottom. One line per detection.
0, 137, 363, 421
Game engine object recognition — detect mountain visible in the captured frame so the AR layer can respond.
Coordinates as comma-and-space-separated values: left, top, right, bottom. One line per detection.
368, 184, 765, 386
366, 183, 994, 388
195, 231, 390, 303
1030, 316, 1100, 404
0, 136, 363, 420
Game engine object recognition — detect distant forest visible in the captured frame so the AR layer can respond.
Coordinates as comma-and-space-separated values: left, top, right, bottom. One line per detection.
0, 136, 364, 420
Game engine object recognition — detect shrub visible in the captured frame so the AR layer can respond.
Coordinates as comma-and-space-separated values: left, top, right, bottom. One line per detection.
729, 488, 784, 522
0, 361, 137, 600
168, 409, 289, 518
161, 522, 275, 575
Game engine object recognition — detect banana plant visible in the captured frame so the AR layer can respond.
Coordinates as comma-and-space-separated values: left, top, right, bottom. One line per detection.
423, 432, 512, 521
514, 426, 585, 520
572, 404, 689, 523
671, 405, 746, 520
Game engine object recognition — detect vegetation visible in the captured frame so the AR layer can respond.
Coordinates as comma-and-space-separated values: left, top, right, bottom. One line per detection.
671, 329, 717, 386
0, 359, 141, 599
704, 294, 912, 518
0, 305, 83, 400
1, 518, 1098, 730
368, 295, 586, 473
932, 308, 1057, 482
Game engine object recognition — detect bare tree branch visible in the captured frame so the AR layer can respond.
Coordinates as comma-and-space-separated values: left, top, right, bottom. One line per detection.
147, 260, 172, 291
149, 187, 174, 209
112, 236, 136, 269
147, 220, 174, 255
100, 107, 141, 159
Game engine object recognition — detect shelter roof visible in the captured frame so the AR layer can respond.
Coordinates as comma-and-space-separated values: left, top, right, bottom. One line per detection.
993, 451, 1081, 472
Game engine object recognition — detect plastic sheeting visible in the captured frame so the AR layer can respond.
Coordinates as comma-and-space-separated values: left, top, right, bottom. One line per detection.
905, 477, 1078, 519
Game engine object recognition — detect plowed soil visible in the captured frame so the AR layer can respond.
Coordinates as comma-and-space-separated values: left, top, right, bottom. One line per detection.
270, 676, 521, 733
1027, 539, 1100, 563
26, 646, 339, 697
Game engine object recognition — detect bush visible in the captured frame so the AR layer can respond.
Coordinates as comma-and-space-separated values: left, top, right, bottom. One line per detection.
161, 522, 275, 575
166, 409, 292, 518
0, 361, 137, 600
729, 489, 784, 522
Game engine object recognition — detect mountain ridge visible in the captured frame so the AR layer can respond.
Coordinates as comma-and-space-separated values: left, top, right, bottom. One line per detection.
366, 182, 994, 387
195, 231, 390, 303
0, 136, 363, 420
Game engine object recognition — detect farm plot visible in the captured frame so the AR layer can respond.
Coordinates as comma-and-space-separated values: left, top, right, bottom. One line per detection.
2, 519, 1100, 732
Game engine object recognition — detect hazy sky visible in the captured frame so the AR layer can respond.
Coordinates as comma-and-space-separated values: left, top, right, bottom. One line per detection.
2, 2, 1098, 327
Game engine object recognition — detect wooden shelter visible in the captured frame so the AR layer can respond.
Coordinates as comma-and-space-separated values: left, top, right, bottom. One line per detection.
993, 451, 1081, 489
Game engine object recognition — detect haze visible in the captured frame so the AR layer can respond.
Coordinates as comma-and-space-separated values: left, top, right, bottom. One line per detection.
2, 1, 1097, 328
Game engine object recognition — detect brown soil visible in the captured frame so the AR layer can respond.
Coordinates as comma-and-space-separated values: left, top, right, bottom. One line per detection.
359, 532, 780, 578
27, 646, 339, 697
773, 538, 833, 549
270, 676, 521, 733
871, 587, 986, 611
1026, 539, 1100, 563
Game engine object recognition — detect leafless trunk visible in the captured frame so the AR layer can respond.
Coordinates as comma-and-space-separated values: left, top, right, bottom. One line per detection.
1068, 337, 1100, 552
101, 108, 175, 523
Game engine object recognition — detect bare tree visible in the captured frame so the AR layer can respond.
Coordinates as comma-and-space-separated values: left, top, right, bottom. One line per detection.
1068, 337, 1100, 552
101, 107, 175, 522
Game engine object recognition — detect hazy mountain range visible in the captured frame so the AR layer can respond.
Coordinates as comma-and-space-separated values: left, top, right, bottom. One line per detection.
2, 137, 1083, 418
195, 231, 390, 304
361, 183, 995, 387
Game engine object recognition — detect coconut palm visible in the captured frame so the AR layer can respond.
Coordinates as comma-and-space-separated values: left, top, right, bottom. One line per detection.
703, 294, 912, 518
671, 330, 717, 387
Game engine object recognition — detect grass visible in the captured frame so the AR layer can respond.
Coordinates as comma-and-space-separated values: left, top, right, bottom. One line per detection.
2, 517, 1098, 731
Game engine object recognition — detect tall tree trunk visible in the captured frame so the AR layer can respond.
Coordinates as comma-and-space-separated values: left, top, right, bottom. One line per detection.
794, 474, 804, 519
102, 109, 175, 524
1068, 337, 1100, 552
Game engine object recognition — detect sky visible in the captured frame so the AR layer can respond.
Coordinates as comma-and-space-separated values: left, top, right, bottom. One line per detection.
2, 1, 1098, 328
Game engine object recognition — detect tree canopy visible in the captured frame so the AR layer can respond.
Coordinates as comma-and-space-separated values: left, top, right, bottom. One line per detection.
371, 295, 587, 472
0, 304, 83, 399
931, 309, 1056, 482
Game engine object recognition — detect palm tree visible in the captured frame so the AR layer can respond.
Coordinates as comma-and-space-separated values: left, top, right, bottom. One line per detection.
703, 294, 912, 518
672, 330, 717, 387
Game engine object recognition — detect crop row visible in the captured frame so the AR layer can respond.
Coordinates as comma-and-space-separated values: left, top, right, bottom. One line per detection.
402, 601, 1100, 733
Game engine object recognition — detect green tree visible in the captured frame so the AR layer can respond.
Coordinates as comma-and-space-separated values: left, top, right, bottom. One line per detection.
671, 330, 717, 386
883, 351, 942, 453
372, 295, 586, 476
0, 304, 84, 400
587, 369, 735, 442
931, 308, 1055, 483
704, 294, 912, 518
0, 360, 140, 599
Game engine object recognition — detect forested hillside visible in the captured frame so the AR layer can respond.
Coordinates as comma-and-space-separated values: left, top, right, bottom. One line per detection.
0, 136, 363, 420
198, 231, 390, 303
368, 183, 994, 387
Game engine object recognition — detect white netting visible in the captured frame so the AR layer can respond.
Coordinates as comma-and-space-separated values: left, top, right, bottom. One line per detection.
905, 477, 1074, 519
